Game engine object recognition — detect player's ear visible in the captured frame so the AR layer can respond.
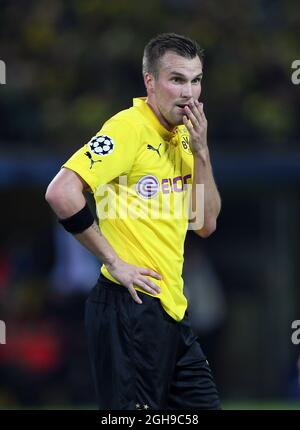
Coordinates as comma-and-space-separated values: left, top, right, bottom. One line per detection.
144, 72, 155, 94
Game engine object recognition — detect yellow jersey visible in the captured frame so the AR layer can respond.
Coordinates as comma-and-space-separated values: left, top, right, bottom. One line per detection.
63, 97, 194, 321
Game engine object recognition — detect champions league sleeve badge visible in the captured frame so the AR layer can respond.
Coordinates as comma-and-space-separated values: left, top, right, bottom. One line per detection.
88, 135, 115, 156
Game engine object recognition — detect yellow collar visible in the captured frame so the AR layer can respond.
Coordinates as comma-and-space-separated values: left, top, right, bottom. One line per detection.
133, 97, 178, 142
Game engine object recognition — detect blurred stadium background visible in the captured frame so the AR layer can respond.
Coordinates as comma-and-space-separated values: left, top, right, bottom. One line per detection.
0, 0, 300, 410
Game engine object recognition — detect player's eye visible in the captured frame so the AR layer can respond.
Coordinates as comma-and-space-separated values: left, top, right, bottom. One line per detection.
171, 77, 183, 83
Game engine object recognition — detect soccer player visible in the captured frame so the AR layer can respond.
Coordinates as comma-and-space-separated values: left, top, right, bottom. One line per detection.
45, 33, 221, 410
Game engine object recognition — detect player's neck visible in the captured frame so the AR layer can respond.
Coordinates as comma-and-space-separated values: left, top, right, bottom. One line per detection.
145, 98, 176, 133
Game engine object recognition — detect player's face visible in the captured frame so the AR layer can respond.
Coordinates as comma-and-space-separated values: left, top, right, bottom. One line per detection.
145, 51, 203, 130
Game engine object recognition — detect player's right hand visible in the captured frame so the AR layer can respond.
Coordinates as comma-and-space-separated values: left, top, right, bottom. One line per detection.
105, 257, 162, 304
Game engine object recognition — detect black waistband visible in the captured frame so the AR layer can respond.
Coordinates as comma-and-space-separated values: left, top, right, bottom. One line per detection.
97, 273, 129, 293
99, 273, 116, 285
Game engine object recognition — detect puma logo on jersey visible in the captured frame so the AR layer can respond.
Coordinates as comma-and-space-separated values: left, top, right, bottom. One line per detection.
147, 143, 162, 157
85, 151, 102, 169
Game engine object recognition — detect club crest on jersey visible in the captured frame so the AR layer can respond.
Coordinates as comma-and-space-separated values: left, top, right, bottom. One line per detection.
136, 175, 159, 199
88, 135, 114, 156
181, 135, 192, 155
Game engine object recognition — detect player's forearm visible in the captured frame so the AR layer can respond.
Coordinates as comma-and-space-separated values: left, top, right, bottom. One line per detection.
191, 148, 221, 236
48, 193, 118, 265
74, 221, 118, 266
46, 174, 118, 266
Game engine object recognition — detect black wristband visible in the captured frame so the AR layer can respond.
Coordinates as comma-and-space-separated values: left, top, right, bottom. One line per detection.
58, 202, 94, 234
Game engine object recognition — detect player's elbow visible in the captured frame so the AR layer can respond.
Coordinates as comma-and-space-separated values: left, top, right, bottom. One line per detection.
46, 168, 84, 207
45, 180, 67, 210
195, 219, 217, 238
46, 169, 87, 219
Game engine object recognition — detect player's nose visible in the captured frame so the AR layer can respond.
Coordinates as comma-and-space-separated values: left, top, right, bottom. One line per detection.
181, 82, 193, 99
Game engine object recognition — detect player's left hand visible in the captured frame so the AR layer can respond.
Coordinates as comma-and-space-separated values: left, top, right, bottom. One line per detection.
182, 99, 208, 156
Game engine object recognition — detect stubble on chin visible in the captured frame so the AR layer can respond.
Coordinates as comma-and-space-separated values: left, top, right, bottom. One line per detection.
174, 113, 185, 126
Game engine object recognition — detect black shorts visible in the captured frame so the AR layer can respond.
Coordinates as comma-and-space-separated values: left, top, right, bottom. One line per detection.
85, 274, 221, 410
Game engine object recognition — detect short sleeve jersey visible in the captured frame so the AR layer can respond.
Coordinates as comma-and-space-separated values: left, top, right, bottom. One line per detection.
63, 97, 194, 321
